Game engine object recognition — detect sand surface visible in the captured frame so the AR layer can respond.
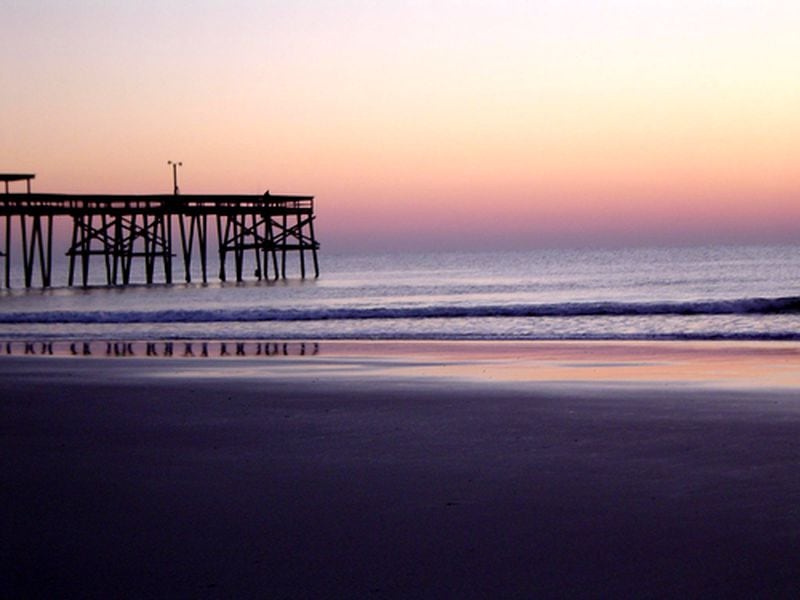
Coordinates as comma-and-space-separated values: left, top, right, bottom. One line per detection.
2, 341, 800, 598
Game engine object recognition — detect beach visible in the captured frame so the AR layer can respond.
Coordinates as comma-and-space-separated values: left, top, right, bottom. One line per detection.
3, 341, 800, 598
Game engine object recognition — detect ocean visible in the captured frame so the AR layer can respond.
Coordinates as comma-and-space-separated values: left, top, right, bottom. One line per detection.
0, 244, 798, 345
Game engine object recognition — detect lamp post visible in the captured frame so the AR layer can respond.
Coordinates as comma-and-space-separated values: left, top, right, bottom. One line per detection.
167, 161, 182, 195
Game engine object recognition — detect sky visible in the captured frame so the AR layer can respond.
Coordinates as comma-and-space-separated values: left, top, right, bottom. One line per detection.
2, 0, 800, 252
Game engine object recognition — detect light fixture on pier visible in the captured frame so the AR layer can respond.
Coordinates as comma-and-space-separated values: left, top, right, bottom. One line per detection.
167, 160, 182, 195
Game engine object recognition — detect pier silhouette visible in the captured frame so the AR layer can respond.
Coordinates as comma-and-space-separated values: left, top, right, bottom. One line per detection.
0, 174, 319, 287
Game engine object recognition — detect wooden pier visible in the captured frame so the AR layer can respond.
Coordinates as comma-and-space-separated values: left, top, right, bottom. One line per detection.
0, 174, 319, 288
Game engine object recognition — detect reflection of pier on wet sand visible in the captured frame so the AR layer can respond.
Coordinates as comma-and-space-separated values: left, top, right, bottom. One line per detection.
2, 340, 320, 358
1, 173, 319, 288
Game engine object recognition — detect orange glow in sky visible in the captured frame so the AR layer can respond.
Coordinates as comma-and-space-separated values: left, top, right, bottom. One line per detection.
2, 1, 799, 251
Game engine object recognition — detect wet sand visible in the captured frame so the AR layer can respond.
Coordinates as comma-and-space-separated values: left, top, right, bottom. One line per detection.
2, 341, 800, 598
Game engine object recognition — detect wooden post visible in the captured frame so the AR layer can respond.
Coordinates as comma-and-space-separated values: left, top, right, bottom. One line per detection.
268, 217, 279, 280
121, 214, 134, 285
143, 213, 154, 284
308, 214, 320, 278
179, 213, 192, 283
4, 213, 10, 288
67, 215, 78, 286
199, 214, 208, 283
46, 214, 53, 287
281, 213, 288, 279
165, 213, 173, 284
252, 213, 263, 280
113, 215, 123, 285
81, 214, 91, 287
297, 214, 306, 279
20, 215, 31, 287
233, 216, 244, 282
99, 214, 110, 284
217, 213, 227, 281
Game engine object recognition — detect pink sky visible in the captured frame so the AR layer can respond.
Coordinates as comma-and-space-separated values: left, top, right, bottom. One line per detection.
2, 1, 799, 252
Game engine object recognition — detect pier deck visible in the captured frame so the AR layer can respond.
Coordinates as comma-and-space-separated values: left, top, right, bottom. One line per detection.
0, 188, 319, 288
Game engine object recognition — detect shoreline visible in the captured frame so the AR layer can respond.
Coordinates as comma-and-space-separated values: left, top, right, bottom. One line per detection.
3, 338, 800, 388
3, 341, 800, 597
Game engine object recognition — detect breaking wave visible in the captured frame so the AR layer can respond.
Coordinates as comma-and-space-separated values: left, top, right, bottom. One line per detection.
1, 296, 799, 324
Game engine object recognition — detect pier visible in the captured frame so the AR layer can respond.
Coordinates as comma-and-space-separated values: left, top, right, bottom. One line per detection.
0, 174, 319, 288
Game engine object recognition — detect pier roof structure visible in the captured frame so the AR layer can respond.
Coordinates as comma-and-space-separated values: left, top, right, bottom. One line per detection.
1, 173, 35, 193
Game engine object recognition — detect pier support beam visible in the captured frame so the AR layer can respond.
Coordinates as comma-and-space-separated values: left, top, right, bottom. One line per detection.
178, 213, 208, 283
2, 213, 10, 288
271, 211, 320, 279
19, 214, 53, 288
67, 212, 174, 287
67, 213, 118, 287
217, 213, 270, 282
118, 213, 173, 285
1, 173, 36, 288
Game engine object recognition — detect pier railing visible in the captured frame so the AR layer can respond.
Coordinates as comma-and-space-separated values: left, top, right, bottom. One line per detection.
0, 193, 314, 212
